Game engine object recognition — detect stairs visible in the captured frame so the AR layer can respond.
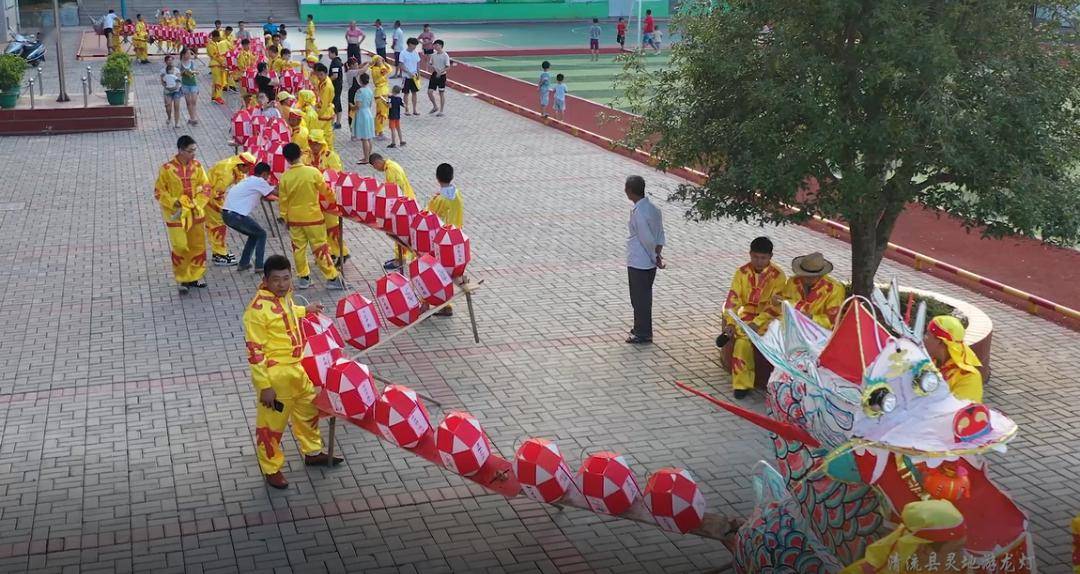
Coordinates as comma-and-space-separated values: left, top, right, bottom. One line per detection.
78, 0, 298, 26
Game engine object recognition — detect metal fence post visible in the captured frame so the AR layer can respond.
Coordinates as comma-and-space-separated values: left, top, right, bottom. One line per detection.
36, 67, 44, 96
81, 77, 88, 107
27, 79, 35, 109
86, 66, 93, 94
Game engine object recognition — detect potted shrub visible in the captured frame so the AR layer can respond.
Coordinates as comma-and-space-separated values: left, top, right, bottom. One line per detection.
0, 54, 26, 109
100, 52, 132, 105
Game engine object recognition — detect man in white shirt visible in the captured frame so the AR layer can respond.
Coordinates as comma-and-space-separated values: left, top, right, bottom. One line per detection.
624, 175, 665, 344
427, 40, 451, 116
399, 38, 422, 115
102, 9, 120, 52
222, 163, 276, 271
391, 20, 406, 77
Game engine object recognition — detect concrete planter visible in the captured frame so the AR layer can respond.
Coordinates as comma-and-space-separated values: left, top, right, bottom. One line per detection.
900, 286, 993, 383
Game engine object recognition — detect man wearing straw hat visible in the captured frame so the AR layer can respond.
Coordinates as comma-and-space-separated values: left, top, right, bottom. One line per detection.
243, 255, 343, 490
780, 251, 845, 330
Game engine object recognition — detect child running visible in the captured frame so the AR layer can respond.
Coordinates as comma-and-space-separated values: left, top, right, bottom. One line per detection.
387, 85, 406, 147
588, 18, 601, 61
553, 74, 567, 121
538, 60, 552, 118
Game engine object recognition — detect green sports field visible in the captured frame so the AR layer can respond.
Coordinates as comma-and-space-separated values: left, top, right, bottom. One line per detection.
456, 53, 670, 112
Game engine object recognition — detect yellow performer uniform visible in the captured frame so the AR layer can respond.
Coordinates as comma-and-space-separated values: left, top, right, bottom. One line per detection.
307, 130, 348, 261
926, 315, 984, 403
133, 20, 149, 62
313, 75, 337, 150
154, 156, 210, 285
297, 90, 321, 136
305, 19, 317, 58
782, 253, 844, 330
370, 56, 392, 136
243, 287, 324, 476
278, 163, 340, 281
723, 262, 786, 391
207, 37, 228, 103
208, 152, 256, 258
287, 108, 312, 162
381, 159, 415, 263
234, 48, 258, 95
184, 11, 196, 33
840, 499, 967, 574
110, 22, 123, 53
427, 186, 464, 229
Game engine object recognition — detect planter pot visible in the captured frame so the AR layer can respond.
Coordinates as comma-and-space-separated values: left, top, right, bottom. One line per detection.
0, 88, 19, 109
105, 89, 127, 105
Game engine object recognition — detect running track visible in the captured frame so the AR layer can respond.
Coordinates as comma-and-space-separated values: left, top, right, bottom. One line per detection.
448, 53, 1080, 328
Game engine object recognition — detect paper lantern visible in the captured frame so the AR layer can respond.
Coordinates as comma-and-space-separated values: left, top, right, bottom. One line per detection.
435, 412, 492, 477
339, 174, 378, 222
241, 67, 259, 93
409, 211, 442, 255
375, 272, 422, 327
390, 197, 419, 239
225, 48, 239, 71
280, 67, 305, 93
300, 328, 343, 388
300, 311, 345, 349
323, 169, 341, 192
335, 293, 381, 350
256, 142, 288, 184
514, 438, 573, 503
232, 107, 254, 143
577, 452, 638, 516
644, 468, 706, 533
323, 358, 378, 421
408, 254, 455, 306
433, 225, 471, 278
373, 183, 402, 228
257, 117, 291, 148
374, 385, 432, 448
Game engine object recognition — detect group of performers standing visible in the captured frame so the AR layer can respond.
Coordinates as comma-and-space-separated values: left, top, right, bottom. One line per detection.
721, 237, 984, 403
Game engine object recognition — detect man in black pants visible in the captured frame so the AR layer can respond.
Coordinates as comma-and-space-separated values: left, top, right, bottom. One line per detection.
624, 175, 666, 344
328, 46, 344, 129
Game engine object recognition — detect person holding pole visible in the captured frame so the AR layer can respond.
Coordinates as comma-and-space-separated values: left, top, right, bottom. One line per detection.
277, 143, 345, 290
369, 153, 416, 270
154, 135, 211, 293
306, 129, 350, 266
243, 255, 343, 490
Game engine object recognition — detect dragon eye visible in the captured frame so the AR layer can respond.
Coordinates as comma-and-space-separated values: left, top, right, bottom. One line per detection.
866, 387, 896, 415
916, 370, 940, 395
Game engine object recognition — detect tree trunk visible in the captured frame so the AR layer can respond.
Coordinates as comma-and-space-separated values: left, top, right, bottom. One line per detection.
849, 217, 884, 297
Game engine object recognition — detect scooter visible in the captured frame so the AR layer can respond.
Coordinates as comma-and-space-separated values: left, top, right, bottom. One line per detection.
5, 29, 46, 67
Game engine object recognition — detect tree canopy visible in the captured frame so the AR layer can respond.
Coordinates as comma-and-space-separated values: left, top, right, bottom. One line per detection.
619, 0, 1080, 295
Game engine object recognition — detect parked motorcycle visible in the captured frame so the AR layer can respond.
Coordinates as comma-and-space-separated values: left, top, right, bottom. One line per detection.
5, 29, 46, 67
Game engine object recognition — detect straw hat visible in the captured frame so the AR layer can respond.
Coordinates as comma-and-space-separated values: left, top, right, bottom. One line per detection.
238, 151, 257, 164
276, 91, 294, 102
791, 252, 833, 277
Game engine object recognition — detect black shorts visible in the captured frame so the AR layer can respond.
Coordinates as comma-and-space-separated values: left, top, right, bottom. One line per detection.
423, 48, 434, 55
104, 27, 114, 38
402, 77, 420, 93
617, 33, 626, 45
394, 51, 401, 64
428, 74, 446, 91
376, 47, 387, 59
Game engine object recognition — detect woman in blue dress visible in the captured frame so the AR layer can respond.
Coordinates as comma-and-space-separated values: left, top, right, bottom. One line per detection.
353, 73, 376, 164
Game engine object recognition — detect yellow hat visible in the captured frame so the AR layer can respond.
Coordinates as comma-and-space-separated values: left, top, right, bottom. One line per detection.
306, 54, 319, 64
287, 107, 304, 119
297, 89, 316, 105
928, 315, 982, 374
238, 151, 257, 164
371, 55, 382, 64
276, 91, 294, 102
308, 129, 326, 144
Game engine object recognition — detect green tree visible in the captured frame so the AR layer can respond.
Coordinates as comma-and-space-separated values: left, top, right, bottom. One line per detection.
619, 0, 1080, 295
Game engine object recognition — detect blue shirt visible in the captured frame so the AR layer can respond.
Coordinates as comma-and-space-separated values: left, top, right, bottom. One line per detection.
554, 83, 567, 101
539, 71, 550, 92
262, 22, 279, 35
375, 27, 386, 48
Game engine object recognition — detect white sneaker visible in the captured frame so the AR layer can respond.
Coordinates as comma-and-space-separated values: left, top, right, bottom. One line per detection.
296, 276, 312, 289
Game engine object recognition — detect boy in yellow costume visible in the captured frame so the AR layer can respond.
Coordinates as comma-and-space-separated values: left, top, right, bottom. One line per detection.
307, 129, 349, 264
243, 255, 343, 489
369, 153, 416, 270
426, 163, 464, 316
286, 106, 311, 161
782, 252, 844, 330
296, 89, 321, 133
183, 10, 196, 33
841, 499, 968, 574
133, 14, 149, 63
277, 143, 345, 290
234, 39, 258, 97
154, 136, 210, 293
924, 315, 984, 403
369, 55, 393, 137
305, 14, 317, 58
208, 151, 257, 266
206, 30, 228, 104
311, 63, 337, 150
721, 237, 787, 399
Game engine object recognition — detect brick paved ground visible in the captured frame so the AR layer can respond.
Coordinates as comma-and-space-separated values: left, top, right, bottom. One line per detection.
0, 36, 1075, 572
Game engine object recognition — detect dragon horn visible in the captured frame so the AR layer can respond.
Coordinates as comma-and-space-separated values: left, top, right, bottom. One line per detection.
674, 381, 822, 448
913, 300, 927, 340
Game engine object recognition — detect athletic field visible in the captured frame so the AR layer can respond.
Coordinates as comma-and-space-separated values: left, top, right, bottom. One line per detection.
456, 53, 669, 111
